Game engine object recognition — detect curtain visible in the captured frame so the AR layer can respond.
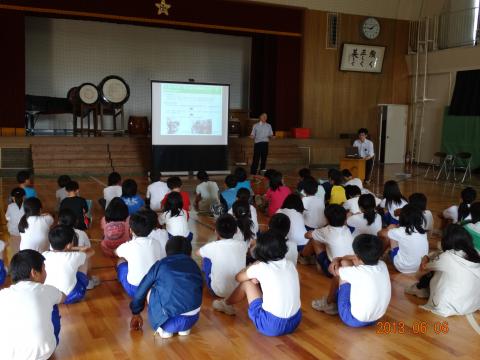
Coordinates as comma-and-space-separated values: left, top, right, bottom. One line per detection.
449, 69, 480, 116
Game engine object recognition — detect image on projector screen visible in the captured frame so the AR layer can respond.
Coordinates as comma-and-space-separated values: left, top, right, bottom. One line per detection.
160, 84, 222, 136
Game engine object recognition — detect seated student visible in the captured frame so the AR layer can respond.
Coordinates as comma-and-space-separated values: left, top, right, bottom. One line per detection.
265, 171, 291, 217
304, 205, 354, 277
60, 181, 89, 230
5, 187, 25, 256
342, 169, 363, 189
442, 187, 476, 224
129, 236, 203, 338
102, 172, 122, 210
409, 193, 433, 232
277, 194, 308, 252
197, 214, 248, 308
379, 180, 408, 225
161, 176, 191, 213
19, 197, 54, 253
220, 174, 238, 211
328, 169, 346, 205
57, 209, 100, 290
0, 250, 65, 360
378, 204, 429, 274
302, 178, 327, 231
343, 185, 362, 215
311, 234, 391, 327
464, 202, 480, 251
146, 171, 169, 212
43, 225, 94, 304
407, 224, 480, 317
194, 170, 219, 212
234, 167, 252, 193
55, 175, 71, 208
116, 210, 163, 297
0, 241, 6, 285
296, 168, 312, 194
213, 230, 302, 337
347, 194, 382, 238
16, 170, 37, 199
228, 188, 259, 232
231, 201, 257, 245
100, 197, 131, 257
268, 213, 298, 264
159, 192, 193, 241
144, 208, 168, 258
121, 179, 145, 216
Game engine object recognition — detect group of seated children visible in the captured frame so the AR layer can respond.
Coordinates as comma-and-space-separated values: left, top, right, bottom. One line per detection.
3, 167, 480, 358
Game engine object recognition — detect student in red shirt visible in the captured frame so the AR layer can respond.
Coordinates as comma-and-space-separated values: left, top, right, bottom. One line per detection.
161, 177, 191, 215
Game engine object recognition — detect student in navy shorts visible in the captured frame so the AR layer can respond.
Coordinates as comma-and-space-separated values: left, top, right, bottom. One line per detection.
311, 234, 391, 327
213, 230, 302, 336
130, 236, 203, 338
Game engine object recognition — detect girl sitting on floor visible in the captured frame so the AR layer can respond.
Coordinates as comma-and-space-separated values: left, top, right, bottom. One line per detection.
379, 180, 407, 225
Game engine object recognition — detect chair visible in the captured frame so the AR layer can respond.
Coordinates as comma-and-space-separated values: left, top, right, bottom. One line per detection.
424, 152, 447, 179
452, 152, 472, 183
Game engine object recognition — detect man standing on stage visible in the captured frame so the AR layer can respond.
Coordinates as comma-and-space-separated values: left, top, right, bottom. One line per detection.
250, 113, 274, 175
353, 128, 375, 183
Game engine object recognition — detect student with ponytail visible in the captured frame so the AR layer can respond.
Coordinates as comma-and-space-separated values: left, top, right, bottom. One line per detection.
232, 201, 256, 244
347, 194, 382, 238
5, 187, 26, 256
19, 197, 54, 253
443, 187, 476, 224
463, 201, 480, 251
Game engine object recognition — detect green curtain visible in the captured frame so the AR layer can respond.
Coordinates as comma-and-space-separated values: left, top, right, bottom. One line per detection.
441, 107, 480, 169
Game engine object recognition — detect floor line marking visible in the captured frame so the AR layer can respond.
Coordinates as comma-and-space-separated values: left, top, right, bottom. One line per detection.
89, 175, 107, 187
466, 313, 480, 335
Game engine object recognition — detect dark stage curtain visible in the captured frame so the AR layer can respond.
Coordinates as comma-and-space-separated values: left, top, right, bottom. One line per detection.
449, 69, 480, 116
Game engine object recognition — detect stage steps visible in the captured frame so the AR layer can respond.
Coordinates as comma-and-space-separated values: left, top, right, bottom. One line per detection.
32, 144, 113, 176
109, 143, 151, 175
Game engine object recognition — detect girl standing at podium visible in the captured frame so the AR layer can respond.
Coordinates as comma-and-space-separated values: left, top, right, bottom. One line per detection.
353, 128, 375, 183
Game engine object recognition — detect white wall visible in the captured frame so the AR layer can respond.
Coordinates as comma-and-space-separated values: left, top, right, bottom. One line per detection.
25, 17, 251, 130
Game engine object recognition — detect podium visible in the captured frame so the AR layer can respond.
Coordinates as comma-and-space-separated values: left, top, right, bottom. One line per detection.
340, 157, 366, 181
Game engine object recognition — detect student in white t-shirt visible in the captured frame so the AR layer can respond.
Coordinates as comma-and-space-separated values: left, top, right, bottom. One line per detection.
19, 197, 54, 253
0, 249, 65, 360
213, 230, 302, 336
103, 172, 122, 210
379, 180, 408, 225
301, 178, 326, 230
228, 188, 259, 233
347, 194, 382, 238
379, 204, 429, 274
116, 210, 163, 297
342, 169, 363, 189
57, 209, 100, 290
5, 187, 25, 256
268, 213, 298, 264
197, 214, 248, 303
158, 192, 192, 241
146, 172, 169, 212
304, 205, 354, 277
231, 201, 257, 244
55, 175, 71, 209
312, 234, 391, 327
442, 187, 476, 224
194, 170, 220, 213
144, 208, 168, 259
343, 185, 361, 215
43, 225, 94, 304
408, 193, 434, 232
406, 224, 480, 316
277, 194, 308, 251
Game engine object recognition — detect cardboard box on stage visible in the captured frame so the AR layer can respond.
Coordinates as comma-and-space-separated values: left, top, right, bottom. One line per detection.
291, 128, 311, 138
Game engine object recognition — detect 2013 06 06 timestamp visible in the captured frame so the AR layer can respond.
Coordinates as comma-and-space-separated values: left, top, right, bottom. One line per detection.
376, 321, 449, 335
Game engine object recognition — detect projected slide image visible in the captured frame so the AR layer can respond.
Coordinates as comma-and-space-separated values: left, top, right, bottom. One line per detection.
160, 84, 222, 136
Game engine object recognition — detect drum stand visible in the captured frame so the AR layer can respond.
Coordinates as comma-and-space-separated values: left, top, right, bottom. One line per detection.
99, 103, 125, 134
72, 104, 99, 136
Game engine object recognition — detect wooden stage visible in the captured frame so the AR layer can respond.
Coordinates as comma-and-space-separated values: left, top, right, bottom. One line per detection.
1, 164, 480, 359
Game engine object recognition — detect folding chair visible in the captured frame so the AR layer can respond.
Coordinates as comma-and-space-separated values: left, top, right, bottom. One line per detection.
453, 152, 472, 183
424, 152, 447, 179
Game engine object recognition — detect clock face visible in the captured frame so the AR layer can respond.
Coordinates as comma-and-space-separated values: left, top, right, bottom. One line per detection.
362, 17, 380, 39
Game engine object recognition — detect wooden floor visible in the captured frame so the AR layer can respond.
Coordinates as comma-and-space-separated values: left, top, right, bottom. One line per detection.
1, 164, 480, 359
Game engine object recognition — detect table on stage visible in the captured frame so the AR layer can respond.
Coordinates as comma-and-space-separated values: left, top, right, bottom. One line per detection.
340, 157, 366, 181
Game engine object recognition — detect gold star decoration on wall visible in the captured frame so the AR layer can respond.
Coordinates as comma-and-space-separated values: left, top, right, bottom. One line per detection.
155, 0, 171, 16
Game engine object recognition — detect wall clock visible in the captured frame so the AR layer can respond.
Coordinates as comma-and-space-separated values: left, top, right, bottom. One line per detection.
361, 17, 380, 40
